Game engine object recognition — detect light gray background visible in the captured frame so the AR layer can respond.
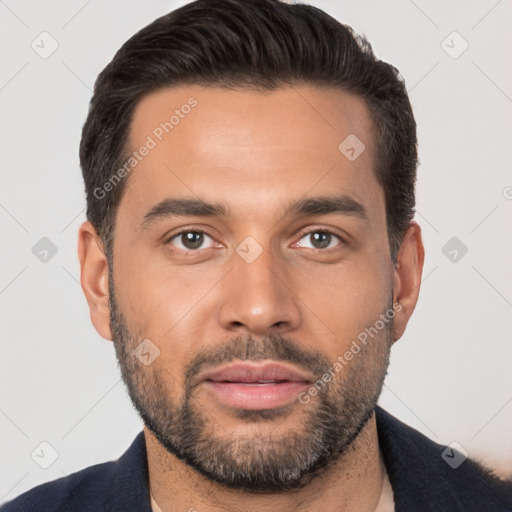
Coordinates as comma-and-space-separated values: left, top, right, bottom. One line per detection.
1, 0, 511, 504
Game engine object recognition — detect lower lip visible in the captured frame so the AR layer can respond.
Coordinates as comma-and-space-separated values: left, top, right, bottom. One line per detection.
202, 381, 310, 410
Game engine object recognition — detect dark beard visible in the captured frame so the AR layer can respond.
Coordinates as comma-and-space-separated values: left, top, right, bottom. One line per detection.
109, 281, 392, 492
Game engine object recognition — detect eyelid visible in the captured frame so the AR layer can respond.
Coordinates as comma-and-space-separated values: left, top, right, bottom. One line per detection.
293, 227, 346, 249
163, 225, 348, 253
165, 227, 219, 251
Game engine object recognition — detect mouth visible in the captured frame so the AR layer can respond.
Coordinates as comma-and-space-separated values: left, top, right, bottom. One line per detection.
197, 361, 314, 410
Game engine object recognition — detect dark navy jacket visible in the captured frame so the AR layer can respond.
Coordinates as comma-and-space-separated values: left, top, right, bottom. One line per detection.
1, 407, 511, 511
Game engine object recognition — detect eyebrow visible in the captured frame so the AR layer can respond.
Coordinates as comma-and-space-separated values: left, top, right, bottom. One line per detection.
285, 194, 368, 221
141, 198, 227, 229
141, 194, 367, 229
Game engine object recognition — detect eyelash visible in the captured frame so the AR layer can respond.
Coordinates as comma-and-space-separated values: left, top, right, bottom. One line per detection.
294, 227, 344, 250
165, 228, 213, 250
166, 227, 345, 252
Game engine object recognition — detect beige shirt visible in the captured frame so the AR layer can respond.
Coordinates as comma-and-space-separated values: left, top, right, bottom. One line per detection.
150, 467, 395, 512
375, 465, 395, 512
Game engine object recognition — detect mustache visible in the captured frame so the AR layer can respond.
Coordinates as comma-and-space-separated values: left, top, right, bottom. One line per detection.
183, 334, 332, 389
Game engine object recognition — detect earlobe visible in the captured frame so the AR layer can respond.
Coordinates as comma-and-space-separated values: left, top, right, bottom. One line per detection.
78, 221, 113, 341
392, 222, 425, 342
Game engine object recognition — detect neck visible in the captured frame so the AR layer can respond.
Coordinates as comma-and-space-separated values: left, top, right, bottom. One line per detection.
145, 412, 387, 512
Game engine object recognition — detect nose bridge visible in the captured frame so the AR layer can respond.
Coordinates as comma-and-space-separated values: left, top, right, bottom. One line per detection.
217, 241, 301, 334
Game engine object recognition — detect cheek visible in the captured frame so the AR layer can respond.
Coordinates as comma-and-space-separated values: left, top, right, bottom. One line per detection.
113, 262, 217, 373
292, 256, 392, 356
113, 243, 199, 325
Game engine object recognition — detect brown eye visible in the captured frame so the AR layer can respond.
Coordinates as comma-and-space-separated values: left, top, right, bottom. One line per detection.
296, 230, 342, 250
309, 232, 331, 249
169, 230, 214, 251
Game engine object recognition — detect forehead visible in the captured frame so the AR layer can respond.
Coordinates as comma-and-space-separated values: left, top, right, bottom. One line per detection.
121, 85, 382, 223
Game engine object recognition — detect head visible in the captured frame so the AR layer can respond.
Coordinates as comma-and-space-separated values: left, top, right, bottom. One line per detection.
78, 0, 424, 493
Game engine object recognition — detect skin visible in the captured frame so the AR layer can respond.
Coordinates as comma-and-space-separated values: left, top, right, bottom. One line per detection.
78, 85, 424, 512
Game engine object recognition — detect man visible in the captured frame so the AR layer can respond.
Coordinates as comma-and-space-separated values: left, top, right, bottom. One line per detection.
2, 0, 510, 511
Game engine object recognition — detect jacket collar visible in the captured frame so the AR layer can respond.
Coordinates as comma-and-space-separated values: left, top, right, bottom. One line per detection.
106, 408, 509, 511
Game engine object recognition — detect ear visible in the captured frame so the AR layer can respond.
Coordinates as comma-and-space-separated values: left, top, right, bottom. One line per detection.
78, 221, 112, 341
392, 221, 425, 342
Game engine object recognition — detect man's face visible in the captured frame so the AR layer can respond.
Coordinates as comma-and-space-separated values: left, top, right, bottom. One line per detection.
109, 85, 397, 491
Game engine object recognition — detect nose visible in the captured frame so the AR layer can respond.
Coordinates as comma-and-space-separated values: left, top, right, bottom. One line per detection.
217, 245, 301, 336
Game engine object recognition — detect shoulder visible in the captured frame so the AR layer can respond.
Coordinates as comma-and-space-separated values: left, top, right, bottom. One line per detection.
0, 432, 150, 512
0, 460, 119, 512
376, 407, 512, 511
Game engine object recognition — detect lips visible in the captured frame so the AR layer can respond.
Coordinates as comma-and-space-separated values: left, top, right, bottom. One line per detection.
196, 361, 314, 410
198, 361, 314, 385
